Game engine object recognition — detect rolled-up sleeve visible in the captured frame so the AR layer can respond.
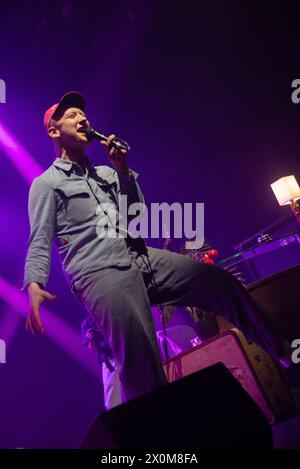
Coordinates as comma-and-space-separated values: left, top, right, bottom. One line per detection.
23, 177, 56, 290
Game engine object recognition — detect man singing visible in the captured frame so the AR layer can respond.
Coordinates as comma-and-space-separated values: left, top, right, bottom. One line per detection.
24, 91, 293, 403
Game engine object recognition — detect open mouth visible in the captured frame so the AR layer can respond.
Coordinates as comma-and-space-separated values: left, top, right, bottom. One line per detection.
77, 127, 87, 134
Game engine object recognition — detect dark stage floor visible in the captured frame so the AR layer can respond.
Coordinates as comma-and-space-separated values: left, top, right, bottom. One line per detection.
273, 415, 300, 449
272, 386, 300, 449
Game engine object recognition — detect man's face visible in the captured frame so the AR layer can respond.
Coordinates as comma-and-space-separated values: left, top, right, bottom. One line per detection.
49, 106, 91, 147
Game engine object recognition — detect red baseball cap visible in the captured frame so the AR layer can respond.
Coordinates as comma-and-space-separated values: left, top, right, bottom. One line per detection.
43, 91, 85, 132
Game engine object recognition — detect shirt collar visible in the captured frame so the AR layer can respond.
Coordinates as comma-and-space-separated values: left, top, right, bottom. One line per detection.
53, 157, 91, 172
52, 157, 138, 186
53, 157, 117, 186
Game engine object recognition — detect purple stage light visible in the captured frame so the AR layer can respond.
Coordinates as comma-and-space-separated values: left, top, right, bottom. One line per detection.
0, 276, 100, 378
0, 121, 43, 184
0, 306, 22, 349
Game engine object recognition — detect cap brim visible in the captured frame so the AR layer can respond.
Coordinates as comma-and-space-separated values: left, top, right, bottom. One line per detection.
52, 91, 85, 120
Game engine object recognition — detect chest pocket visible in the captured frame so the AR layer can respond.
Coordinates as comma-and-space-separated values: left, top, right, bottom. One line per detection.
55, 181, 96, 224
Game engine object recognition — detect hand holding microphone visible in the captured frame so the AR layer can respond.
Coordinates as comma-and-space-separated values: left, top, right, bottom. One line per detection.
85, 127, 130, 152
85, 127, 131, 173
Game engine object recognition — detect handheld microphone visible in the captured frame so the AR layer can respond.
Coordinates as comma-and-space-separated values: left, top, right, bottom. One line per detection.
85, 127, 130, 152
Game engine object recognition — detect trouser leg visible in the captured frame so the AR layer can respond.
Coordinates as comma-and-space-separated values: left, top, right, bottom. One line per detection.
142, 247, 286, 359
102, 358, 123, 410
76, 264, 167, 402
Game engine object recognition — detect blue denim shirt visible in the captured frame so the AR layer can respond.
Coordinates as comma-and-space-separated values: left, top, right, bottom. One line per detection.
23, 157, 145, 290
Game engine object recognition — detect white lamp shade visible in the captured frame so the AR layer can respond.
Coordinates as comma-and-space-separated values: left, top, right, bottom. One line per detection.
270, 175, 300, 206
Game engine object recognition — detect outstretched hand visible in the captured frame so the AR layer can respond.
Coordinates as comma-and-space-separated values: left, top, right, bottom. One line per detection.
26, 282, 57, 334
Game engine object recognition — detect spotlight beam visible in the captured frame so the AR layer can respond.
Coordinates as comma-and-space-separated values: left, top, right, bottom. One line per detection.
0, 121, 43, 184
0, 276, 100, 379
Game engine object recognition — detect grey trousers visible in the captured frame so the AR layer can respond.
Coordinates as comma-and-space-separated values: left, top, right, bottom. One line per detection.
75, 245, 286, 402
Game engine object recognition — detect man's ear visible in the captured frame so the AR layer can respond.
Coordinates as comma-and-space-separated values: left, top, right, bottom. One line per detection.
48, 126, 60, 139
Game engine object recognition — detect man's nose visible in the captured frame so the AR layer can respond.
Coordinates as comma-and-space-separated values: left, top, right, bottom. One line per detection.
79, 117, 89, 128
